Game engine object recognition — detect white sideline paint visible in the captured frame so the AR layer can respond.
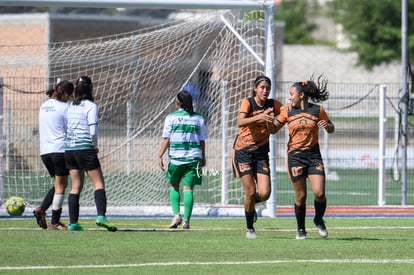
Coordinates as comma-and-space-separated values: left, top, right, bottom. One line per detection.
1, 259, 414, 270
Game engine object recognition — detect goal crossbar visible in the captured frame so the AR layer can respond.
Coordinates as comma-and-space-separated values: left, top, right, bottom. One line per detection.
0, 0, 272, 10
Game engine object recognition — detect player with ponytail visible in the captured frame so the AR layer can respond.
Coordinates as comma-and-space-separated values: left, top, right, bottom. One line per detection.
158, 90, 208, 230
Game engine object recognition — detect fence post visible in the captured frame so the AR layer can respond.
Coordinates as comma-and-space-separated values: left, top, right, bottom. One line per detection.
0, 78, 3, 204
221, 80, 229, 205
378, 84, 386, 206
126, 100, 132, 175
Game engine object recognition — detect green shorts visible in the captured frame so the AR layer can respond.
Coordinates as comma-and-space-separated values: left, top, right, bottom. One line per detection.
166, 161, 202, 187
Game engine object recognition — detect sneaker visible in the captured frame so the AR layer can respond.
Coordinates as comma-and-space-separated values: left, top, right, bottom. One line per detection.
296, 229, 307, 240
96, 216, 118, 232
314, 218, 328, 238
246, 228, 257, 239
68, 223, 84, 231
182, 221, 190, 230
33, 207, 47, 230
48, 222, 68, 231
169, 214, 182, 229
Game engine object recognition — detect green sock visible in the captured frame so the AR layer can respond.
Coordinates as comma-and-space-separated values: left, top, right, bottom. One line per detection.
169, 187, 180, 215
183, 190, 194, 221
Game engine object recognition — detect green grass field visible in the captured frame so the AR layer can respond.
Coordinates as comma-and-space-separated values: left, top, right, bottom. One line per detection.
1, 217, 414, 274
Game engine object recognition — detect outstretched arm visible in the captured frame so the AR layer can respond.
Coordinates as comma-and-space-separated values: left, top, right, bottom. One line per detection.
268, 118, 284, 134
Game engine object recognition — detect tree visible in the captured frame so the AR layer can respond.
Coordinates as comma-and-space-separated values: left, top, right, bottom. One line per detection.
275, 0, 317, 44
330, 0, 414, 86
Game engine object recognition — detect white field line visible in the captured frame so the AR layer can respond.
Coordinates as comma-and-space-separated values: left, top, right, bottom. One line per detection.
1, 259, 414, 270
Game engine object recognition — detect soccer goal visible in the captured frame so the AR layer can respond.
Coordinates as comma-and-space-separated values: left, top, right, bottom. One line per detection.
0, 1, 280, 216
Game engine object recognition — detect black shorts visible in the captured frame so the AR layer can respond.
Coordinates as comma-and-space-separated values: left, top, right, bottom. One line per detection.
232, 144, 270, 178
65, 149, 101, 171
287, 148, 325, 182
41, 153, 69, 177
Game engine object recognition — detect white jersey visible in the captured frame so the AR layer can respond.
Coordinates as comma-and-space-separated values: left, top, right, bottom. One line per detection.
65, 99, 98, 151
39, 98, 69, 155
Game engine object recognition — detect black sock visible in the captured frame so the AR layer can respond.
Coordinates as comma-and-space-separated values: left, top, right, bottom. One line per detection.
51, 208, 62, 225
245, 211, 255, 229
40, 187, 55, 212
68, 194, 80, 224
314, 200, 327, 221
94, 189, 107, 216
294, 204, 306, 230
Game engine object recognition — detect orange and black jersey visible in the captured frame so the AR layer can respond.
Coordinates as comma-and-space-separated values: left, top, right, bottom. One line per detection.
234, 97, 283, 151
276, 103, 331, 153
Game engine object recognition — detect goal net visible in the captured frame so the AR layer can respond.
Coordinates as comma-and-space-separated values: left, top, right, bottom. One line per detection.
0, 10, 270, 215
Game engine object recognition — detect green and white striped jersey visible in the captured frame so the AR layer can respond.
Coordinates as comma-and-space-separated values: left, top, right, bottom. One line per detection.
162, 109, 208, 165
65, 100, 98, 151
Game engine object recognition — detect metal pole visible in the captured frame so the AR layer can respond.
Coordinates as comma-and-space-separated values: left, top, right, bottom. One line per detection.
264, 2, 276, 218
221, 15, 265, 67
0, 0, 263, 9
221, 81, 229, 205
401, 0, 408, 205
126, 101, 132, 175
378, 85, 386, 206
0, 78, 3, 204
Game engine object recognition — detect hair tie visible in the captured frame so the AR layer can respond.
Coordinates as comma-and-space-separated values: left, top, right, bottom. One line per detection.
254, 76, 271, 87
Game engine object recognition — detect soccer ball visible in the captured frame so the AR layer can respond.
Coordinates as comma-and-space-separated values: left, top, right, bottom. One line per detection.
5, 197, 25, 216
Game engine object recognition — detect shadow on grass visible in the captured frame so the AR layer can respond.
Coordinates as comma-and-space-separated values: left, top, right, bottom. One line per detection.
335, 237, 381, 241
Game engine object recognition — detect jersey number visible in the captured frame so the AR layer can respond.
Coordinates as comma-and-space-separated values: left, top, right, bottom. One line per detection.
238, 163, 250, 173
291, 166, 303, 177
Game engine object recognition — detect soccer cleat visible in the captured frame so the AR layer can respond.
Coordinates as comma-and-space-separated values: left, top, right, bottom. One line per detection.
182, 221, 190, 230
33, 207, 47, 230
68, 223, 84, 231
96, 215, 118, 232
168, 214, 182, 229
314, 218, 328, 238
48, 222, 68, 231
245, 228, 257, 239
296, 229, 307, 240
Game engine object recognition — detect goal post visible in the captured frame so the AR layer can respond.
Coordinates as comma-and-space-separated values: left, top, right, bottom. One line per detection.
0, 1, 280, 217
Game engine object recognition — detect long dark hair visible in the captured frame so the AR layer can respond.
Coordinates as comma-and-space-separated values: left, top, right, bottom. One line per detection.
292, 74, 329, 103
73, 76, 94, 105
176, 90, 194, 115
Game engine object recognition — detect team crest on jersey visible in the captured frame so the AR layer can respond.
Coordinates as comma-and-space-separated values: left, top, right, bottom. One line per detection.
299, 119, 307, 129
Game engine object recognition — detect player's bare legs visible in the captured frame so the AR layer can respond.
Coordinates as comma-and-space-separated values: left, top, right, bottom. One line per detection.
256, 173, 271, 202
293, 177, 307, 239
241, 174, 258, 238
309, 174, 328, 238
67, 169, 84, 230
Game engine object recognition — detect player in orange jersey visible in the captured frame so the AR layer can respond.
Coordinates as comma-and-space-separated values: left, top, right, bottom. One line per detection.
271, 74, 334, 240
232, 75, 283, 239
